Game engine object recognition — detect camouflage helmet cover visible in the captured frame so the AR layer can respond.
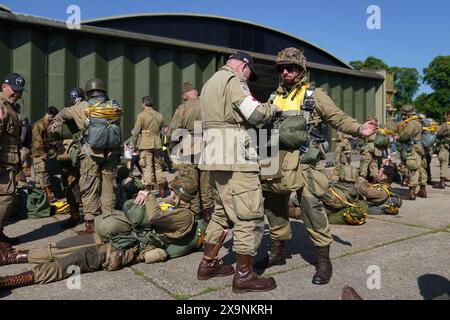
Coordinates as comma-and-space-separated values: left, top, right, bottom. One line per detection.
84, 78, 106, 93
401, 104, 416, 115
276, 47, 307, 71
170, 175, 197, 202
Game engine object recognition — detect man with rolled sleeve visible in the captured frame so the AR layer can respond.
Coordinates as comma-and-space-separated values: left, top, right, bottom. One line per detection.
196, 51, 279, 293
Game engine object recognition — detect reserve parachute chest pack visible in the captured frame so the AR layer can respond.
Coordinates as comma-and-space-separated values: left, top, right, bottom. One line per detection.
84, 100, 123, 149
271, 84, 315, 149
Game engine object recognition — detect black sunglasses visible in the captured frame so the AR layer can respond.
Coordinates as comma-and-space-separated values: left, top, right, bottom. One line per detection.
277, 65, 297, 73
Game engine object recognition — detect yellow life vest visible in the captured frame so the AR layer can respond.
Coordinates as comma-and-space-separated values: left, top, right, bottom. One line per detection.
50, 200, 70, 215
159, 202, 174, 211
273, 84, 309, 112
370, 183, 391, 198
404, 115, 421, 123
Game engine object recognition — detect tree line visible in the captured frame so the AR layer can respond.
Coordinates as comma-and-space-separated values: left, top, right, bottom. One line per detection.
349, 55, 450, 121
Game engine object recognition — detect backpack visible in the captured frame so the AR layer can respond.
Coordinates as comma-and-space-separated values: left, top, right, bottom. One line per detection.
328, 200, 368, 225
374, 132, 390, 149
84, 100, 123, 149
421, 131, 437, 149
368, 193, 402, 215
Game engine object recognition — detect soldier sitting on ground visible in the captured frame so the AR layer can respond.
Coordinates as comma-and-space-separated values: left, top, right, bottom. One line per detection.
0, 176, 206, 292
290, 164, 401, 225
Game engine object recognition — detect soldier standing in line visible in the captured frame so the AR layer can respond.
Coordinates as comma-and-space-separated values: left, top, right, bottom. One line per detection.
0, 73, 26, 247
55, 79, 122, 234
359, 116, 382, 181
334, 130, 353, 166
131, 96, 165, 197
31, 106, 60, 203
433, 111, 450, 189
170, 82, 214, 223
396, 105, 428, 200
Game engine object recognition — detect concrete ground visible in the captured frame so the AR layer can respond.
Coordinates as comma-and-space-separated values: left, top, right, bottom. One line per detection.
1, 155, 449, 300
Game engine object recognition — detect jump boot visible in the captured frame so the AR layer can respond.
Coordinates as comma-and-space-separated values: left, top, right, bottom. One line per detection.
197, 230, 235, 280
312, 245, 333, 285
232, 254, 277, 294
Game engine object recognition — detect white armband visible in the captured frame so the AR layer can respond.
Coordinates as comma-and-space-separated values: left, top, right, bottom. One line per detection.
238, 95, 260, 120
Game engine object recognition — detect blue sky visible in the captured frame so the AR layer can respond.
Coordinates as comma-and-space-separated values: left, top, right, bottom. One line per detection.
2, 0, 449, 95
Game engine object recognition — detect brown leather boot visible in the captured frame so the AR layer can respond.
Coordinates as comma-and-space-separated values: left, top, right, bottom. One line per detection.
232, 254, 277, 294
60, 205, 81, 229
0, 250, 28, 266
433, 177, 446, 189
197, 231, 235, 280
43, 186, 57, 203
416, 185, 427, 198
255, 239, 286, 269
312, 245, 333, 285
77, 220, 95, 235
341, 286, 363, 300
401, 176, 409, 187
0, 229, 20, 245
0, 242, 13, 251
0, 271, 35, 290
401, 186, 416, 200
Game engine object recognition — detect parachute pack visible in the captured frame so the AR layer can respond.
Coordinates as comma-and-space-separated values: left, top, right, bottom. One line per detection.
84, 100, 123, 149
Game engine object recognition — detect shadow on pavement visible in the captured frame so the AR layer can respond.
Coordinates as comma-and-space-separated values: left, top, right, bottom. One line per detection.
15, 220, 67, 244
418, 274, 450, 300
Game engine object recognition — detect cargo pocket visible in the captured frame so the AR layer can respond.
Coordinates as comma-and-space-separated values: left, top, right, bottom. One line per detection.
231, 186, 263, 220
139, 152, 147, 169
405, 152, 420, 170
280, 150, 303, 192
0, 168, 15, 195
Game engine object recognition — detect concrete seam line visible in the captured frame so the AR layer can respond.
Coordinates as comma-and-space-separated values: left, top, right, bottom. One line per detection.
264, 229, 439, 278
189, 285, 231, 299
129, 266, 177, 299
366, 216, 435, 230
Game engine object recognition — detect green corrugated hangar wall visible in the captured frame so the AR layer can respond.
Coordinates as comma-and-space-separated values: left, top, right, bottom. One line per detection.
0, 12, 383, 142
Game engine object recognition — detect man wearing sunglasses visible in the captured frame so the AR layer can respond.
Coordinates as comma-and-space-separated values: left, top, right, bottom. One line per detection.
260, 47, 378, 285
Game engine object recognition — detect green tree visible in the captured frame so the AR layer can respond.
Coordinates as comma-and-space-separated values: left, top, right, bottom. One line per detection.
414, 56, 450, 121
349, 56, 388, 71
361, 56, 389, 70
423, 56, 450, 90
349, 60, 364, 70
393, 67, 421, 108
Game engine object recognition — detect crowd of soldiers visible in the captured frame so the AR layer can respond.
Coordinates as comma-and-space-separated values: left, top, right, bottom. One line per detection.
334, 106, 450, 200
0, 46, 448, 295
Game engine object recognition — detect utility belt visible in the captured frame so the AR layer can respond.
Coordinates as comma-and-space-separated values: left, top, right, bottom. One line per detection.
203, 121, 242, 130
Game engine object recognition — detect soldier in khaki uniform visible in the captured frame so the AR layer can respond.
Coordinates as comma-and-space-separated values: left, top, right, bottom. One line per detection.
259, 48, 378, 285
170, 82, 214, 223
334, 130, 353, 166
433, 111, 450, 189
131, 96, 165, 196
31, 106, 60, 203
359, 117, 382, 181
55, 79, 121, 234
0, 176, 204, 290
197, 51, 278, 293
0, 73, 26, 247
396, 105, 428, 200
